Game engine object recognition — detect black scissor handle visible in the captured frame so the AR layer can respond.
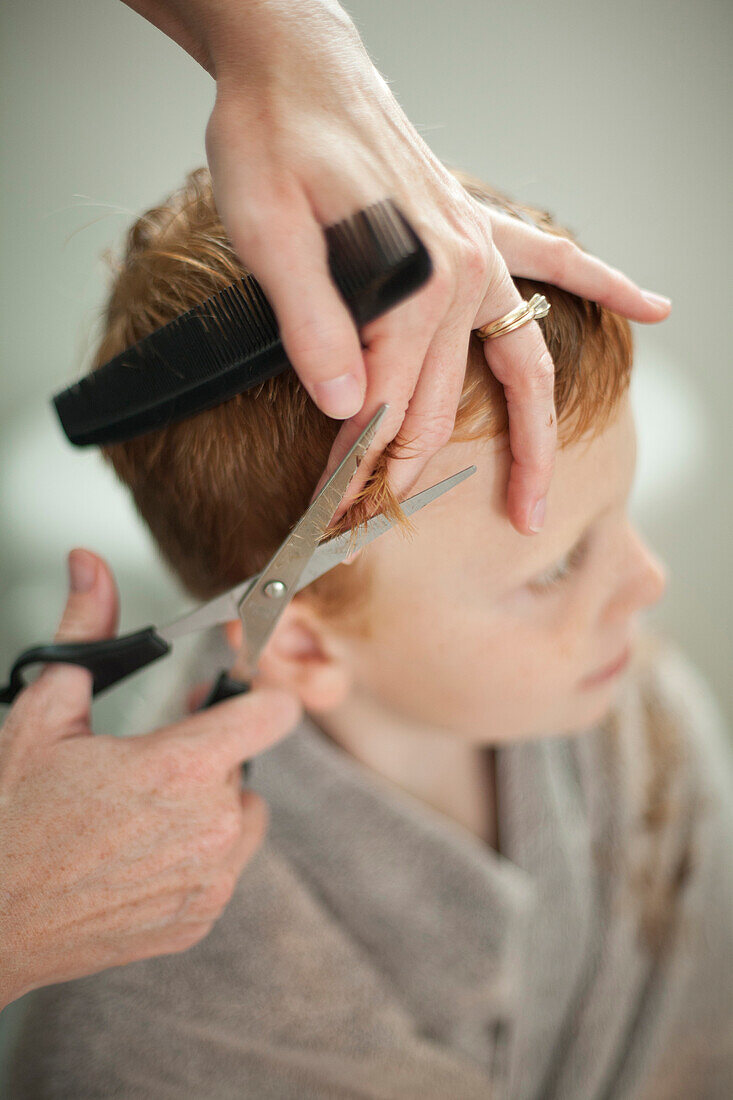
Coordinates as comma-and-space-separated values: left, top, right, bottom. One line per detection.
0, 626, 171, 706
201, 671, 251, 708
199, 671, 252, 782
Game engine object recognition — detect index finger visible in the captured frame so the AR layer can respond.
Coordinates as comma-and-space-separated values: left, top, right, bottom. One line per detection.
490, 213, 671, 323
151, 685, 302, 772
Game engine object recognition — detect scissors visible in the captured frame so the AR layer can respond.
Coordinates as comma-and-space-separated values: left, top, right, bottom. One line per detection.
0, 406, 475, 711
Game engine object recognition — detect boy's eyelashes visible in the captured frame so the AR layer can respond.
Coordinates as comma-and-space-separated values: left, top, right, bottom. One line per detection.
526, 536, 588, 595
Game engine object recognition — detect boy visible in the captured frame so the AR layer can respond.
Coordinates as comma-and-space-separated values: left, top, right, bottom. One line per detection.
9, 168, 732, 1098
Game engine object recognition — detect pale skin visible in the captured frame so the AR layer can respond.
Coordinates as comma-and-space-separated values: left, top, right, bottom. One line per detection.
0, 553, 301, 1010
229, 396, 667, 842
123, 0, 671, 532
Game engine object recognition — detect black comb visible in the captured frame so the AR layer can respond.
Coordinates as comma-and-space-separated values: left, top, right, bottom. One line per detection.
54, 199, 432, 446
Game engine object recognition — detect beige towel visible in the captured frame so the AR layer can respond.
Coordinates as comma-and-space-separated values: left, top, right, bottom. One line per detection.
8, 636, 733, 1099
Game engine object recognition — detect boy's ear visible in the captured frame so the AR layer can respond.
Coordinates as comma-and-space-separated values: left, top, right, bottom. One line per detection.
224, 601, 353, 713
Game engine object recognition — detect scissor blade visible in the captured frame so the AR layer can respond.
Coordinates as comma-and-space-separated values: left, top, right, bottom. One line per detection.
233, 405, 387, 671
159, 588, 244, 643
286, 403, 388, 561
159, 465, 475, 644
297, 465, 476, 590
243, 403, 387, 606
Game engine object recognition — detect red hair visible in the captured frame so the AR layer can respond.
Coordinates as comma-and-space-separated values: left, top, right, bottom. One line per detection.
92, 166, 632, 612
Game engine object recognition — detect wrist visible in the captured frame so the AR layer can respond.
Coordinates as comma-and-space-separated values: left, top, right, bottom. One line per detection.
121, 0, 220, 74
0, 969, 27, 1013
0, 917, 33, 1011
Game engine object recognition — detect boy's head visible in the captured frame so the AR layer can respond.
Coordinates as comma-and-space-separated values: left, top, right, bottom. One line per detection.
94, 167, 666, 742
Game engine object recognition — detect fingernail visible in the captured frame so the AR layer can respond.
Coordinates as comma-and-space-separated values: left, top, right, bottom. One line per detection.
313, 374, 364, 420
529, 498, 546, 533
69, 549, 96, 592
641, 290, 671, 309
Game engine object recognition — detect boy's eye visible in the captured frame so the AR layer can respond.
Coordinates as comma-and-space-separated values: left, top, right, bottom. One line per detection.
527, 539, 587, 595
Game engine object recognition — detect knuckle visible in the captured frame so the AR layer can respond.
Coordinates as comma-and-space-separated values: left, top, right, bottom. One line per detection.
511, 349, 556, 399
425, 253, 454, 306
485, 259, 513, 301
180, 875, 235, 923
550, 236, 577, 282
151, 744, 184, 786
528, 351, 556, 397
152, 742, 213, 791
285, 315, 348, 367
423, 412, 456, 451
198, 807, 242, 856
227, 207, 274, 259
201, 870, 238, 916
459, 235, 489, 291
397, 410, 455, 456
167, 921, 214, 955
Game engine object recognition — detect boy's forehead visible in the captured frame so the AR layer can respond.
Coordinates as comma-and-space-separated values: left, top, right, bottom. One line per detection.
398, 399, 635, 574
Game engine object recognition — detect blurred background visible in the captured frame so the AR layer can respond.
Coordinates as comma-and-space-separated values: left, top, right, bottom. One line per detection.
0, 0, 731, 737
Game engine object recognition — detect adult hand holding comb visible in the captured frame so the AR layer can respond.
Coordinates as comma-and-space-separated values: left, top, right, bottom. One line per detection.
124, 0, 671, 534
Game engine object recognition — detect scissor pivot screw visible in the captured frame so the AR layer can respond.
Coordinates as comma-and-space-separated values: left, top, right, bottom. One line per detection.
263, 580, 287, 599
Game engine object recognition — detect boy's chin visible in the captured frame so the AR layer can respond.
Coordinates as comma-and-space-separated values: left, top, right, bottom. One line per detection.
508, 679, 628, 743
563, 676, 627, 734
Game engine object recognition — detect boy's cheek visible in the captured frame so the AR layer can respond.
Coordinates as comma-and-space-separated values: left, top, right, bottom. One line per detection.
356, 565, 610, 740
354, 616, 548, 739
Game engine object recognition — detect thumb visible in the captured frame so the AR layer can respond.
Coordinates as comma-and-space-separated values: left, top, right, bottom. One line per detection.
29, 550, 120, 730
54, 549, 119, 643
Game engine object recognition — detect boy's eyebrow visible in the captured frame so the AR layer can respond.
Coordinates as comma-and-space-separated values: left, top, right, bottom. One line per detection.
540, 459, 634, 565
520, 518, 594, 581
538, 528, 590, 572
527, 486, 621, 577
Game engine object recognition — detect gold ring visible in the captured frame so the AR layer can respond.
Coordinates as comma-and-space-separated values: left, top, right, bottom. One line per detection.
473, 293, 551, 341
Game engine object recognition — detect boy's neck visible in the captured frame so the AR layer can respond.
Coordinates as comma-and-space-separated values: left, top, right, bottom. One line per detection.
315, 689, 499, 849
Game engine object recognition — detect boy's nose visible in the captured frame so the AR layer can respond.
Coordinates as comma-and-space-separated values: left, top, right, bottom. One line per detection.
604, 525, 667, 624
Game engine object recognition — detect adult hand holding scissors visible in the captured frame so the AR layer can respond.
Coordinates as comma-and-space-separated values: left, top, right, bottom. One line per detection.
124, 0, 671, 533
0, 549, 299, 1010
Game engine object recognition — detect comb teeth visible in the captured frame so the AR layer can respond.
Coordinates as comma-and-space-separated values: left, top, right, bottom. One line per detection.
54, 199, 432, 447
328, 201, 415, 299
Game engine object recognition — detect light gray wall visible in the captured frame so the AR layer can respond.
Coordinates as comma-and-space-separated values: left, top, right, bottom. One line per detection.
0, 0, 731, 729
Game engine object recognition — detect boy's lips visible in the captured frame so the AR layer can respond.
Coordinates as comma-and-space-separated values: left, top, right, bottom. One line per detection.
579, 644, 632, 690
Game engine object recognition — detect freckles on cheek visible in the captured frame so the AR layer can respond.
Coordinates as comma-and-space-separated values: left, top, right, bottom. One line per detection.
554, 630, 576, 662
549, 606, 591, 666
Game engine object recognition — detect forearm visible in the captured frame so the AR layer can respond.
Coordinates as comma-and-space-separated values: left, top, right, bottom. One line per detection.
121, 0, 219, 72
0, 978, 20, 1013
0, 937, 30, 1012
120, 0, 356, 78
